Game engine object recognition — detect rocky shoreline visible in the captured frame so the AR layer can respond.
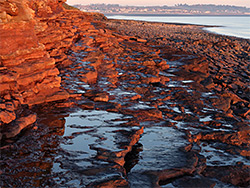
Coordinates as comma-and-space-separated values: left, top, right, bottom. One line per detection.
0, 1, 249, 187
106, 19, 250, 118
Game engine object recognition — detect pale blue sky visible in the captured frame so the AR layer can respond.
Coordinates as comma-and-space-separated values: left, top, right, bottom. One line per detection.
67, 0, 250, 7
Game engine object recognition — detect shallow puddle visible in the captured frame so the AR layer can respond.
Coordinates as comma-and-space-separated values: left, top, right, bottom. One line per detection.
130, 126, 189, 172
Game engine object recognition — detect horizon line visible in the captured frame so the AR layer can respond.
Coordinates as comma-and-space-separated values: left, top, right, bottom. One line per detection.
71, 3, 250, 8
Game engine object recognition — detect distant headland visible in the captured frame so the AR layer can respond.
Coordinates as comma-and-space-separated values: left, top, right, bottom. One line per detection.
75, 3, 250, 16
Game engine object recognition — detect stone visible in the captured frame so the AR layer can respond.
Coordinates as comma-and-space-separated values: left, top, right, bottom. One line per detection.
0, 83, 11, 94
85, 71, 98, 84
0, 0, 69, 130
137, 38, 147, 43
200, 76, 214, 88
172, 176, 216, 188
3, 114, 37, 138
0, 103, 6, 109
146, 77, 161, 84
93, 94, 109, 102
87, 176, 128, 188
203, 165, 250, 187
143, 60, 156, 67
131, 95, 141, 100
0, 110, 16, 124
0, 1, 19, 16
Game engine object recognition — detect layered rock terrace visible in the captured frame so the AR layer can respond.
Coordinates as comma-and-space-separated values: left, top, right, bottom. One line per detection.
0, 0, 249, 187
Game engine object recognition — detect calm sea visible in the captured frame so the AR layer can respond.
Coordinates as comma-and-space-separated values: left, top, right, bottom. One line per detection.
107, 15, 250, 39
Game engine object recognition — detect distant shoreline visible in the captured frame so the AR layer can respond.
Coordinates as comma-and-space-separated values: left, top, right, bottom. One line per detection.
106, 14, 250, 39
107, 18, 218, 28
105, 13, 250, 17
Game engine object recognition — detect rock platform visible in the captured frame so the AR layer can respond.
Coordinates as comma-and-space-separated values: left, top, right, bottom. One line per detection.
0, 1, 249, 187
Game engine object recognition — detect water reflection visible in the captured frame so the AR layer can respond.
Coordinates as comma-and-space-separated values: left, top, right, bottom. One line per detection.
0, 109, 144, 187
0, 113, 67, 187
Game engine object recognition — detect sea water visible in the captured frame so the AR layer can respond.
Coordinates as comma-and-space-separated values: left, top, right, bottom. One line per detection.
107, 15, 250, 39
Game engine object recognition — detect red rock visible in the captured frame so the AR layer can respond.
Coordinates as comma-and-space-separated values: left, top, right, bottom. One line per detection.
24, 89, 70, 106
192, 128, 250, 158
160, 77, 170, 84
17, 68, 59, 88
0, 110, 16, 124
3, 94, 11, 100
0, 72, 18, 83
28, 0, 66, 18
211, 96, 231, 112
32, 126, 38, 130
0, 1, 19, 16
126, 109, 163, 121
85, 71, 98, 84
137, 38, 147, 43
203, 165, 250, 187
0, 83, 11, 94
243, 109, 250, 117
143, 60, 156, 66
0, 103, 6, 109
0, 0, 68, 124
93, 94, 109, 102
131, 95, 141, 100
145, 77, 161, 84
5, 102, 15, 111
0, 22, 38, 56
34, 76, 61, 92
87, 176, 128, 188
3, 114, 37, 138
9, 57, 55, 76
157, 60, 170, 69
93, 127, 143, 167
1, 45, 47, 67
240, 150, 250, 157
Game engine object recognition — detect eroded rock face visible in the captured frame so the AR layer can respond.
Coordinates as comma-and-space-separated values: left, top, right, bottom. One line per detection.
27, 0, 66, 18
0, 0, 68, 137
0, 0, 34, 23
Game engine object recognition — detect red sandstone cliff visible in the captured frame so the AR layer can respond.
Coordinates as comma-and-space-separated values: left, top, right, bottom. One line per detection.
0, 0, 69, 138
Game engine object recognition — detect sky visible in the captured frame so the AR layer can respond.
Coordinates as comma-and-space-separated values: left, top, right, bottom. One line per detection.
67, 0, 250, 8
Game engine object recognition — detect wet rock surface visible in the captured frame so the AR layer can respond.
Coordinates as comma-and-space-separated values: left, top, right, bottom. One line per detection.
0, 2, 250, 188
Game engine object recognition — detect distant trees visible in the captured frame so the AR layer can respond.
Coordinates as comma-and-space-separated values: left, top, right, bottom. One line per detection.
174, 4, 249, 12
75, 3, 250, 15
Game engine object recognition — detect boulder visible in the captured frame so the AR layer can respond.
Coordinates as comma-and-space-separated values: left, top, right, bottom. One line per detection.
3, 114, 37, 138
